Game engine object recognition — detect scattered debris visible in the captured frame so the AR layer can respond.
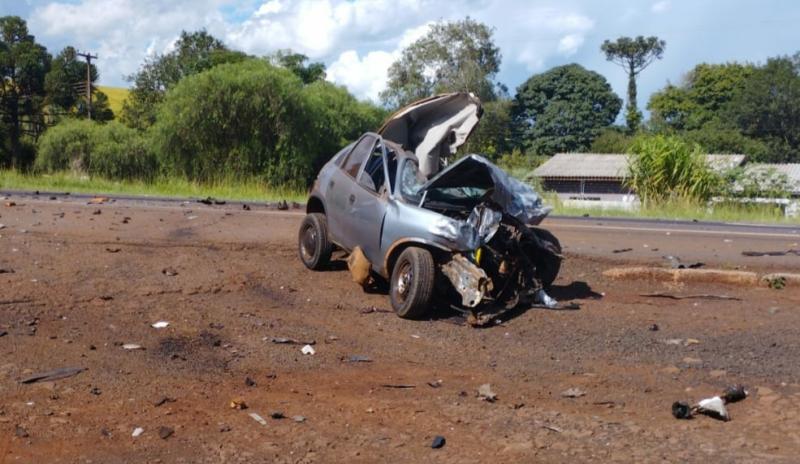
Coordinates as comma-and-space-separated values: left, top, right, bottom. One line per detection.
88, 197, 109, 205
648, 324, 660, 331
92, 209, 102, 215
158, 426, 174, 439
270, 411, 285, 419
5, 201, 17, 207
90, 386, 102, 395
276, 200, 289, 210
427, 380, 443, 388
122, 217, 131, 224
20, 366, 86, 384
242, 204, 251, 211
270, 337, 315, 345
360, 306, 393, 314
105, 247, 121, 253
560, 387, 586, 398
122, 344, 144, 350
301, 344, 316, 355
151, 321, 170, 329
767, 276, 787, 290
663, 255, 705, 269
0, 224, 5, 230
346, 355, 372, 363
541, 424, 563, 433
381, 384, 416, 389
197, 197, 225, 205
162, 267, 179, 276
672, 384, 749, 421
245, 377, 256, 387
431, 435, 446, 449
132, 427, 144, 437
0, 268, 15, 274
15, 425, 29, 438
640, 292, 741, 301
0, 330, 7, 337
612, 248, 633, 253
249, 413, 267, 426
477, 383, 497, 402
742, 249, 800, 257
229, 398, 248, 410
219, 424, 232, 432
292, 415, 306, 423
154, 396, 176, 407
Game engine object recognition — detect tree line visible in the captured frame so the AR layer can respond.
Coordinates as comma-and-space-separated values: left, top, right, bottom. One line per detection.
2, 14, 800, 189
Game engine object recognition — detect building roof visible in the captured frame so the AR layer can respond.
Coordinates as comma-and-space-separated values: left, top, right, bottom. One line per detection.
533, 153, 746, 180
743, 163, 800, 194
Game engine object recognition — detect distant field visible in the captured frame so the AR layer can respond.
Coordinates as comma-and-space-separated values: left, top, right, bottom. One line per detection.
97, 86, 129, 116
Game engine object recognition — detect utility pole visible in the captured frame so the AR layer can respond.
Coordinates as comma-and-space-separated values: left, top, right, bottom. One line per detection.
76, 51, 98, 120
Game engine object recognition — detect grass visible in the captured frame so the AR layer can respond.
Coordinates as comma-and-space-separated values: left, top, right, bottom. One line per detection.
0, 170, 306, 203
549, 196, 800, 225
97, 86, 130, 116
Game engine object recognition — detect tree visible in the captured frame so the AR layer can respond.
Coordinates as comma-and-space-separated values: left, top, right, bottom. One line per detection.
0, 16, 51, 166
727, 54, 800, 162
648, 62, 754, 132
268, 50, 326, 84
380, 17, 501, 108
121, 29, 248, 129
601, 36, 665, 132
461, 99, 513, 160
44, 46, 113, 122
511, 64, 622, 155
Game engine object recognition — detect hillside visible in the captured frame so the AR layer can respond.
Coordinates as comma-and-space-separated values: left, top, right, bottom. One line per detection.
97, 85, 129, 117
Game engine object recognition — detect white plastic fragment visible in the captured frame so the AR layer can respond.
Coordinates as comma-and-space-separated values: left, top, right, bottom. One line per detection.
151, 321, 169, 329
301, 344, 315, 355
122, 343, 144, 350
249, 413, 268, 426
697, 396, 729, 421
132, 427, 144, 437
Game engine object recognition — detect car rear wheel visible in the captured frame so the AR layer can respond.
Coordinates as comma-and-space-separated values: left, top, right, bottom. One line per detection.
390, 247, 435, 319
298, 213, 332, 270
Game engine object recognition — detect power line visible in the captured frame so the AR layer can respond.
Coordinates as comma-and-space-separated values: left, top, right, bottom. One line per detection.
76, 51, 98, 120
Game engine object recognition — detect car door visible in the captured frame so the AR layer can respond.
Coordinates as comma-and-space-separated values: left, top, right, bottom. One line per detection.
325, 133, 378, 247
346, 140, 390, 265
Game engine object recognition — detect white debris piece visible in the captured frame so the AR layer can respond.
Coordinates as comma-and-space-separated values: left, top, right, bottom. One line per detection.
697, 396, 730, 421
122, 343, 144, 350
301, 344, 315, 355
249, 413, 268, 426
151, 321, 169, 329
132, 427, 144, 437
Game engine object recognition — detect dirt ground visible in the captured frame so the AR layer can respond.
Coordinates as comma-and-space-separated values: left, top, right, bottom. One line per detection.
2, 194, 800, 463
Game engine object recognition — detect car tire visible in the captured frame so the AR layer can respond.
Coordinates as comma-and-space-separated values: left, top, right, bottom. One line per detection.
298, 213, 333, 270
530, 227, 562, 287
390, 247, 435, 319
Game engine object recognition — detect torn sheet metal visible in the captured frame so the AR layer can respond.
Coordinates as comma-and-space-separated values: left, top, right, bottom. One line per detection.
441, 254, 493, 308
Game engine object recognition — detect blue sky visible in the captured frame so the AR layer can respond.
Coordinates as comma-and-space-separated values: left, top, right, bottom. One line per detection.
4, 0, 800, 114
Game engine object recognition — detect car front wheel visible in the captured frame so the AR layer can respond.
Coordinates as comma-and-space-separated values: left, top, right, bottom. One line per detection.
298, 213, 332, 270
390, 247, 435, 319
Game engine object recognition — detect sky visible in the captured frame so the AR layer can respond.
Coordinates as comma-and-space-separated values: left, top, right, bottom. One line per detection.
3, 0, 800, 113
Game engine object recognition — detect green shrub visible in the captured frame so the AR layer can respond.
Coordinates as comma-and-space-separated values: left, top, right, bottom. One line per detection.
36, 119, 157, 179
626, 134, 722, 205
36, 119, 99, 173
149, 59, 382, 187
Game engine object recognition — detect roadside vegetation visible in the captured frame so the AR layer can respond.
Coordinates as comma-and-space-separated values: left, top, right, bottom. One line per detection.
1, 15, 800, 223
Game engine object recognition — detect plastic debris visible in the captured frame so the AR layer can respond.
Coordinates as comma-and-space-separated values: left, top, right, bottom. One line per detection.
431, 435, 446, 449
151, 321, 170, 329
270, 411, 285, 419
672, 384, 749, 421
561, 387, 586, 398
477, 383, 497, 402
301, 345, 315, 355
229, 398, 248, 410
20, 367, 86, 384
122, 344, 144, 350
162, 267, 179, 276
346, 355, 372, 363
249, 413, 267, 426
270, 337, 315, 345
292, 415, 306, 423
380, 383, 416, 389
132, 427, 144, 437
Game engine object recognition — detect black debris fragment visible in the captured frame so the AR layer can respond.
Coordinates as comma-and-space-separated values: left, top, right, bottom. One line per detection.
346, 355, 372, 363
431, 435, 446, 449
242, 204, 251, 211
21, 367, 86, 384
742, 249, 800, 257
162, 267, 178, 276
612, 248, 633, 253
158, 426, 174, 439
153, 396, 176, 407
245, 377, 256, 387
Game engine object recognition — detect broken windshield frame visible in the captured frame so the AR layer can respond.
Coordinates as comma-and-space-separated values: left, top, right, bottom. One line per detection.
399, 158, 488, 210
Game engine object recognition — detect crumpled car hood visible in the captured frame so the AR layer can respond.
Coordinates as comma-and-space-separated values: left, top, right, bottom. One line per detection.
379, 93, 482, 178
421, 154, 552, 226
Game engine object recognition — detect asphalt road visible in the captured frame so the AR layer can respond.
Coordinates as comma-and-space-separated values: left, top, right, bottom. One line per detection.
3, 189, 799, 272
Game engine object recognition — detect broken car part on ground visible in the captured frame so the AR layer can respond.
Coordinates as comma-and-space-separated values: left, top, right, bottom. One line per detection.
297, 92, 562, 324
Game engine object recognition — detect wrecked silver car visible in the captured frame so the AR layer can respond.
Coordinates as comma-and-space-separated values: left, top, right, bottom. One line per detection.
299, 92, 562, 322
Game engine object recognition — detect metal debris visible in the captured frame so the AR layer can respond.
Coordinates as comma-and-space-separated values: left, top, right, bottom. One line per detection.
249, 413, 267, 426
20, 367, 86, 384
380, 384, 416, 389
742, 249, 800, 257
346, 355, 372, 363
641, 292, 741, 301
612, 248, 633, 253
301, 344, 316, 355
151, 321, 170, 329
270, 337, 315, 345
560, 387, 586, 398
122, 343, 144, 350
431, 435, 446, 449
162, 267, 179, 276
672, 384, 749, 421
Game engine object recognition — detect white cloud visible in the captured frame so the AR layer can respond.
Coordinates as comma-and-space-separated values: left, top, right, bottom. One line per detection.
327, 50, 396, 102
557, 34, 585, 56
651, 1, 670, 13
